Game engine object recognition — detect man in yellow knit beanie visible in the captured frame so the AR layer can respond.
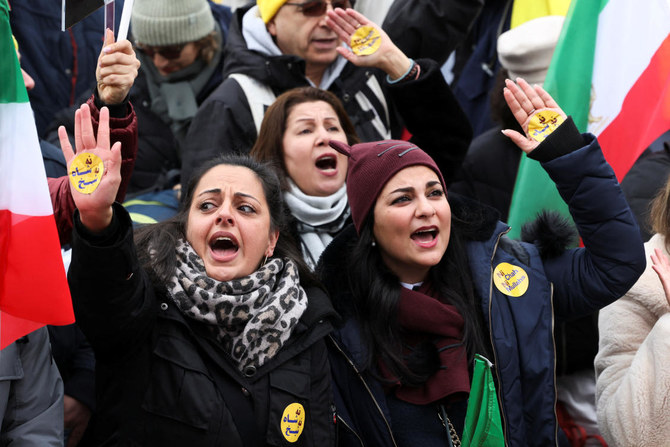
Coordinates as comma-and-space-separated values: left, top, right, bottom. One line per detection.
256, 0, 289, 23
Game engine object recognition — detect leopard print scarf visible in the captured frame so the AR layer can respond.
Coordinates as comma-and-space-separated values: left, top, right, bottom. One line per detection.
166, 239, 308, 371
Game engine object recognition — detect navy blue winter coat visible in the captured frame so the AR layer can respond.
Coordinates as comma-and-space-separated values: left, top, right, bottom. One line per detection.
318, 119, 646, 446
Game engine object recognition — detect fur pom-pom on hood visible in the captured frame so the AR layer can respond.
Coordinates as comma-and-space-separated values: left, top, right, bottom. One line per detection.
521, 210, 579, 259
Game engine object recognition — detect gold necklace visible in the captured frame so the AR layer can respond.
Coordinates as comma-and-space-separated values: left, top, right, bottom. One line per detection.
437, 404, 462, 447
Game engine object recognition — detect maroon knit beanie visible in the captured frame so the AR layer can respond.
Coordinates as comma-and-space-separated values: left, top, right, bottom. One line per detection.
329, 139, 446, 234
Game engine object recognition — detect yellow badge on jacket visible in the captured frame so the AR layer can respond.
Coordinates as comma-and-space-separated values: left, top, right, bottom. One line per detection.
69, 153, 104, 194
281, 403, 305, 443
493, 262, 529, 297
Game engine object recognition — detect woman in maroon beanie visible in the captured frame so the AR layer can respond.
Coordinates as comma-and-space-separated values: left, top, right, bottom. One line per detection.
316, 78, 646, 447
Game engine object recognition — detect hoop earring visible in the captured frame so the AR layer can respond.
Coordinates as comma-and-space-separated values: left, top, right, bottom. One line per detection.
262, 255, 269, 266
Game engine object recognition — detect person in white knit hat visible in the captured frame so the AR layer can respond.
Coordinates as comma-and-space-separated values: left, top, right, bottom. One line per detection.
132, 0, 221, 76
497, 15, 564, 86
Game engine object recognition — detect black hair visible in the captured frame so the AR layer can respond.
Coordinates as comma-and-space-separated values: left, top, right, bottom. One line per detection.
490, 68, 524, 132
134, 154, 317, 288
349, 212, 491, 386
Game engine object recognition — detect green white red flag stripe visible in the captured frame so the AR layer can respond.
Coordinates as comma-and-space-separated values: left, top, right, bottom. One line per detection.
507, 0, 670, 239
0, 0, 73, 349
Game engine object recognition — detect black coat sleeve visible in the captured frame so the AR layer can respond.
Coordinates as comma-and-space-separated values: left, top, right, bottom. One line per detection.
68, 204, 157, 362
181, 79, 258, 187
538, 130, 646, 318
385, 58, 472, 185
382, 0, 484, 66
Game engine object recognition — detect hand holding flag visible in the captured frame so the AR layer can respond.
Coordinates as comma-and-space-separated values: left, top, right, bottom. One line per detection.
95, 28, 140, 106
58, 105, 122, 233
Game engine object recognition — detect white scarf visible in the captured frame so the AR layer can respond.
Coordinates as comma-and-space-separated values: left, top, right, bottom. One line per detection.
283, 180, 350, 270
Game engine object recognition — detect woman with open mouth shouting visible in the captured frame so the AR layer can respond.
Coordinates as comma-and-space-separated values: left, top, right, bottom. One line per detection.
61, 113, 338, 445
316, 78, 646, 446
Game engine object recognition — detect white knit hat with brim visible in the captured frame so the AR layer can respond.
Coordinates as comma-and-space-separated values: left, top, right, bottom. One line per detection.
131, 0, 215, 46
497, 15, 565, 86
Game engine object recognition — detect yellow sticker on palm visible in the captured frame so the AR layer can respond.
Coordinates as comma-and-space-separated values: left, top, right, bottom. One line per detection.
528, 110, 565, 142
493, 262, 529, 297
281, 403, 305, 443
350, 25, 381, 56
69, 153, 104, 194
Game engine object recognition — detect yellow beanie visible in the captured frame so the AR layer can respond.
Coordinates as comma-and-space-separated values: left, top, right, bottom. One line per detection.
257, 0, 289, 23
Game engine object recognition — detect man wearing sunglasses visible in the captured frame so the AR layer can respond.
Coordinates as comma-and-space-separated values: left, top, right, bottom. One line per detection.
48, 0, 233, 198
180, 0, 471, 189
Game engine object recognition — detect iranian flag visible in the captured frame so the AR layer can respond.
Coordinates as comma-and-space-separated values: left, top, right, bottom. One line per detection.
507, 0, 670, 239
0, 0, 73, 349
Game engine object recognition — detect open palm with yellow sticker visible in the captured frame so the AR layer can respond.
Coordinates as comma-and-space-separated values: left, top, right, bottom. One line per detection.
58, 104, 122, 233
324, 7, 416, 83
501, 77, 568, 153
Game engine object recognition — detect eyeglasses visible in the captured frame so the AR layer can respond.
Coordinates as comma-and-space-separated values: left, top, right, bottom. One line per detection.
284, 0, 353, 17
135, 43, 186, 60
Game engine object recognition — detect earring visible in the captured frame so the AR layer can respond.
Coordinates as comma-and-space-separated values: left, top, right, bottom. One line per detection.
262, 255, 268, 266
371, 240, 376, 247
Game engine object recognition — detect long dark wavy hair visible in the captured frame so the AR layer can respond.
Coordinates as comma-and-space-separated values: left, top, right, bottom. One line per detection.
349, 211, 491, 386
134, 154, 316, 287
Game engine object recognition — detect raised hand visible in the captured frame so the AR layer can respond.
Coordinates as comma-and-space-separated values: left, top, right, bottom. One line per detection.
96, 28, 140, 105
501, 78, 568, 154
58, 104, 122, 233
325, 8, 412, 80
651, 248, 670, 307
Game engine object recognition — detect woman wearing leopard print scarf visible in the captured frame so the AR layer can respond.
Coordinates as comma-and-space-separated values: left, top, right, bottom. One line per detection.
61, 115, 337, 447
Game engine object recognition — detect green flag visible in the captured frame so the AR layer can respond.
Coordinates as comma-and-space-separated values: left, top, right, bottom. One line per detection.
506, 0, 601, 239
507, 0, 670, 238
462, 354, 505, 447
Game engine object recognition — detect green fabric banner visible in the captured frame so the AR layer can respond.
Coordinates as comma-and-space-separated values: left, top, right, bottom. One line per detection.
462, 354, 505, 447
506, 0, 605, 239
0, 0, 29, 104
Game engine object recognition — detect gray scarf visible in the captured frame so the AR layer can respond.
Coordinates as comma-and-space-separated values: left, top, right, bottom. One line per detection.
166, 239, 308, 370
137, 23, 223, 152
283, 180, 350, 270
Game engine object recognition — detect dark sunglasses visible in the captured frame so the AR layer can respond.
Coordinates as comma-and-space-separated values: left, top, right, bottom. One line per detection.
284, 0, 353, 17
135, 43, 186, 60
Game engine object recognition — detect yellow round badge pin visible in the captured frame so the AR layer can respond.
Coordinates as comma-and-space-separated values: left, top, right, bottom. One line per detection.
281, 403, 305, 443
493, 262, 529, 297
528, 110, 565, 143
69, 153, 104, 194
350, 25, 381, 56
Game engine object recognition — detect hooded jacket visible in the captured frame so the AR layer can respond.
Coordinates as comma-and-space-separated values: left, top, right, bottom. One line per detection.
317, 120, 646, 446
181, 4, 472, 186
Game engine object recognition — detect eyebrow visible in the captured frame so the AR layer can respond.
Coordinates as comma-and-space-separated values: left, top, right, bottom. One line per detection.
389, 180, 442, 195
196, 188, 261, 204
293, 116, 338, 123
